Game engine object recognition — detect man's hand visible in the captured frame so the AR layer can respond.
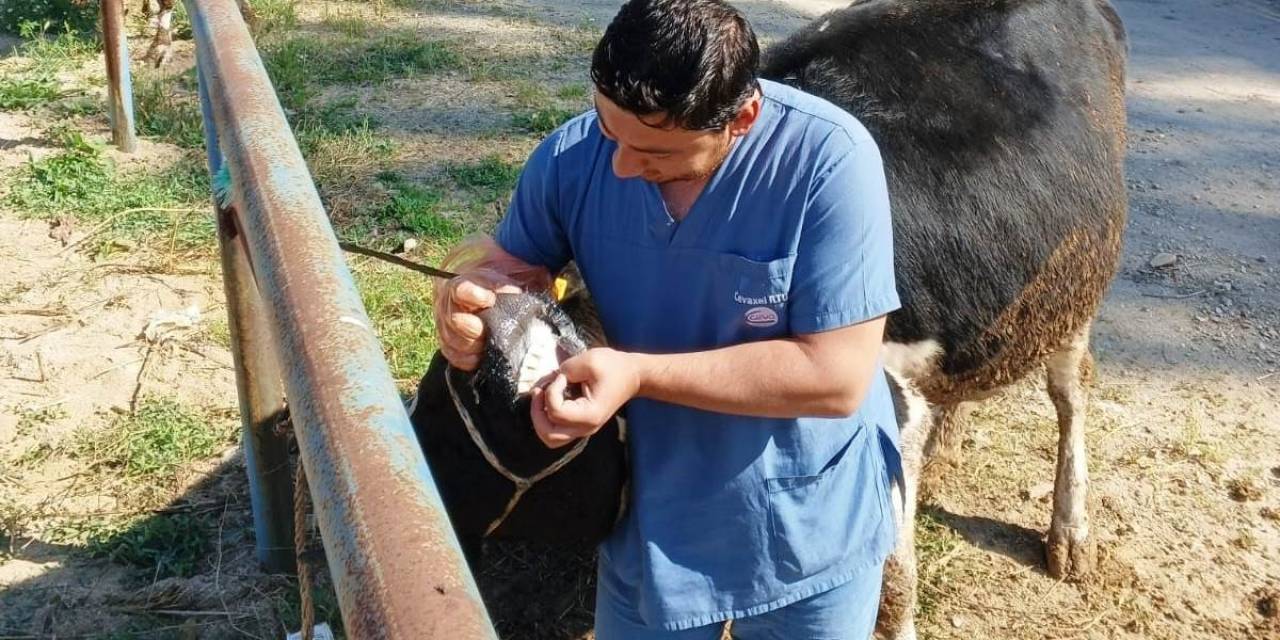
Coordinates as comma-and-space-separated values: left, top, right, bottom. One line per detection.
530, 348, 642, 448
436, 276, 521, 371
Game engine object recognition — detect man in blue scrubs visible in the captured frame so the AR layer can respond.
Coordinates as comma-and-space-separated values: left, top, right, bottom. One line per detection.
435, 0, 900, 637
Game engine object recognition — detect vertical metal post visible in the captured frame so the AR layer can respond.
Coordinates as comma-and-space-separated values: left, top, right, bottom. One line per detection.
218, 214, 297, 574
199, 64, 296, 574
101, 0, 138, 152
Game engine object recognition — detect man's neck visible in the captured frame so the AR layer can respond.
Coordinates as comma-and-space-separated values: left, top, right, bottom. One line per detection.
659, 131, 740, 220
659, 176, 710, 221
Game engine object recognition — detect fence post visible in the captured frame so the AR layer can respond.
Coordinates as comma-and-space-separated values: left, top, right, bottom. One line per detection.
197, 65, 297, 574
100, 0, 138, 153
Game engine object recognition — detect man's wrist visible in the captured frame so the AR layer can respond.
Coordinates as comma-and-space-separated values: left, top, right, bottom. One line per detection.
626, 351, 657, 400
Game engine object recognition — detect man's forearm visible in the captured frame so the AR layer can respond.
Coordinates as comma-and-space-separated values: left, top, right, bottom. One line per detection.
629, 320, 885, 419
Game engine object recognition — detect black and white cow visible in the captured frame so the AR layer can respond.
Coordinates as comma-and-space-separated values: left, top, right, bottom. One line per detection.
408, 1, 1128, 637
407, 279, 629, 560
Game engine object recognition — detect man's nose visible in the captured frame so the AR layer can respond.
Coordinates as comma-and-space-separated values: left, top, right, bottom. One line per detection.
611, 146, 644, 179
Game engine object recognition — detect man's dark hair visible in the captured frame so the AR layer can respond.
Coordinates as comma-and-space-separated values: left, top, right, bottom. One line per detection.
591, 0, 760, 131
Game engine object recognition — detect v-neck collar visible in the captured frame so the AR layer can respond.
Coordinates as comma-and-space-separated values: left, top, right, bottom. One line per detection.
643, 136, 736, 244
642, 96, 773, 247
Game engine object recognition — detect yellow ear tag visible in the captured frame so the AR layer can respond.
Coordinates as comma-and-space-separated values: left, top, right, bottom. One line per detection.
552, 277, 569, 302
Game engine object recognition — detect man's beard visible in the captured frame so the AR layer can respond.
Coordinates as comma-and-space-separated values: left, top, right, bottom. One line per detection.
649, 136, 735, 185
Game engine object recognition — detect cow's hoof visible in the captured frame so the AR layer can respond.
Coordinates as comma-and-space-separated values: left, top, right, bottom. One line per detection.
1046, 525, 1095, 581
875, 622, 918, 640
917, 457, 956, 501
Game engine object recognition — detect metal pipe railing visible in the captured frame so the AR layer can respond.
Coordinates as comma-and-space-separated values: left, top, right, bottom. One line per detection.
186, 0, 498, 635
101, 0, 137, 152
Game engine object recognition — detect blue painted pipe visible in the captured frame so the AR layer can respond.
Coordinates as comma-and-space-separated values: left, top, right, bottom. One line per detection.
184, 0, 498, 635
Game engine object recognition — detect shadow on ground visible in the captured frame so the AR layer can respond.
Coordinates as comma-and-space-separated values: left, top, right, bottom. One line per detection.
0, 454, 300, 638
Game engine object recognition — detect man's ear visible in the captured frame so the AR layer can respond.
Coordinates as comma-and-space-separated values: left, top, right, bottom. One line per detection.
728, 89, 763, 138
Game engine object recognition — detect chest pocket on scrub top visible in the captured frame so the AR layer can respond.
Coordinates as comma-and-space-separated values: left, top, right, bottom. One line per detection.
715, 252, 795, 343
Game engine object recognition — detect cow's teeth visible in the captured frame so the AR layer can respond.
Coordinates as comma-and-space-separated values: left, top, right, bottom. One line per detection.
516, 321, 560, 395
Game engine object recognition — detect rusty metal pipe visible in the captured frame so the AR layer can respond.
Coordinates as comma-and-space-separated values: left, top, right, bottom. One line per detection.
199, 62, 296, 575
100, 0, 137, 153
185, 0, 497, 635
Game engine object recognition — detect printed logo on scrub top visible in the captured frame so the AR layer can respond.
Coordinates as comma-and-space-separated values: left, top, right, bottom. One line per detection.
744, 306, 779, 327
734, 291, 787, 305
735, 291, 785, 327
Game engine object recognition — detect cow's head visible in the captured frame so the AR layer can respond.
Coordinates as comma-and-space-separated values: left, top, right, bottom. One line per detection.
474, 290, 589, 406
408, 272, 627, 549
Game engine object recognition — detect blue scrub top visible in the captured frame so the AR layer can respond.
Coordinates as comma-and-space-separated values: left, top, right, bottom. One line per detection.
495, 79, 901, 631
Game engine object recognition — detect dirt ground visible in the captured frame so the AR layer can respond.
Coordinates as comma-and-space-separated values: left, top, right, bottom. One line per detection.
2, 0, 1279, 638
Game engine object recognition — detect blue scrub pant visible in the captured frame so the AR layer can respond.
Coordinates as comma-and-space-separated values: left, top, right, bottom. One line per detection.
594, 560, 885, 640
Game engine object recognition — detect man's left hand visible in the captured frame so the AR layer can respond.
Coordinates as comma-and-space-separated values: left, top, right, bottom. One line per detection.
530, 348, 641, 448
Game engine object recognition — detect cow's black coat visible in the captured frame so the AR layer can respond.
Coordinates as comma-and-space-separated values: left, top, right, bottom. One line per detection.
408, 293, 627, 553
763, 0, 1128, 396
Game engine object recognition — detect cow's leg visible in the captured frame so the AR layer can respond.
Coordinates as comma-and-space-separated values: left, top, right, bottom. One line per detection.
143, 0, 174, 67
875, 374, 928, 640
918, 402, 972, 499
1044, 325, 1096, 580
922, 402, 972, 465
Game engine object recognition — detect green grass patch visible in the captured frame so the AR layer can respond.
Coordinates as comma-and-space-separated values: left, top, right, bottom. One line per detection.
264, 32, 463, 94
50, 94, 101, 118
83, 512, 212, 579
294, 96, 378, 140
2, 5, 97, 41
135, 76, 205, 149
13, 128, 113, 208
0, 495, 29, 559
15, 20, 98, 73
299, 121, 397, 219
375, 176, 460, 240
246, 0, 299, 36
556, 83, 589, 100
552, 23, 603, 54
299, 121, 396, 168
446, 155, 520, 195
512, 106, 577, 135
0, 74, 60, 110
261, 35, 324, 112
351, 32, 461, 82
321, 12, 371, 37
512, 81, 548, 110
74, 397, 234, 481
462, 59, 525, 83
7, 130, 213, 252
355, 265, 438, 382
203, 316, 232, 350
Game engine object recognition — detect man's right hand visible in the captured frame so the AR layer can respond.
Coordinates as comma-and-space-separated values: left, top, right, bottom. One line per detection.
437, 276, 522, 371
